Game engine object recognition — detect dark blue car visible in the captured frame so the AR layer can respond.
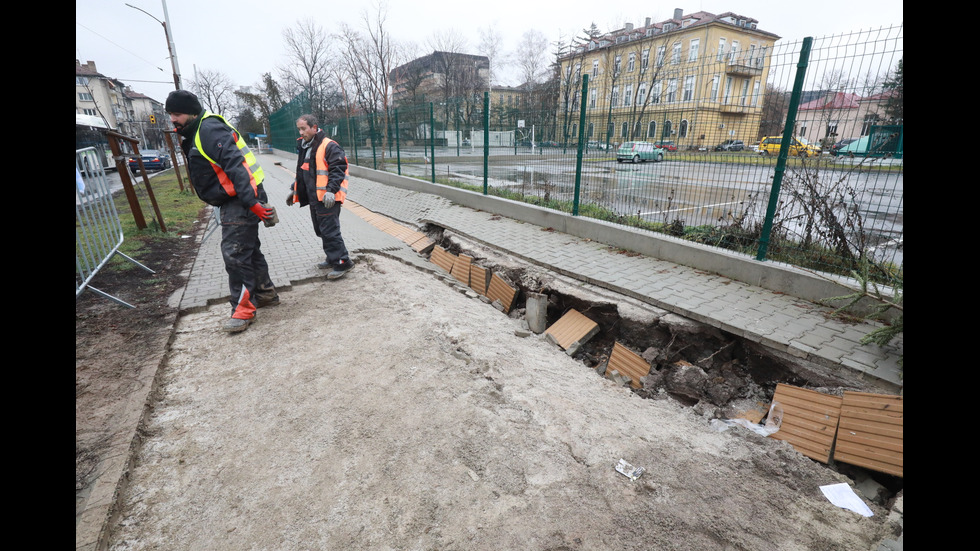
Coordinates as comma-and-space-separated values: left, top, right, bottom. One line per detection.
129, 149, 172, 174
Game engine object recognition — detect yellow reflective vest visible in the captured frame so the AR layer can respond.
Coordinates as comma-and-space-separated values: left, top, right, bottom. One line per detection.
193, 111, 265, 197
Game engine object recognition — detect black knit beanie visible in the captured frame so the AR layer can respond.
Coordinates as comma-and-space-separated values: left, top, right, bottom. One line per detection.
165, 90, 202, 114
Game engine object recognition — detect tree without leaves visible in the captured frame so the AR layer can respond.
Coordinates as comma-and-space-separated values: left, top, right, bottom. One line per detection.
278, 18, 337, 120
478, 24, 506, 87
335, 2, 400, 166
192, 69, 236, 116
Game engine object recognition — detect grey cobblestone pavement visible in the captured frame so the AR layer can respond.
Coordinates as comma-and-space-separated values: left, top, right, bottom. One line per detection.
181, 150, 902, 392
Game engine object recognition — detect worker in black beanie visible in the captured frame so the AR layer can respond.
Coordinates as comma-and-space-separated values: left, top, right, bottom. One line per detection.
167, 89, 280, 332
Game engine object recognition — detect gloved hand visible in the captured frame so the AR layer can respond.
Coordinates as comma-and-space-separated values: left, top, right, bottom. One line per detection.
322, 192, 336, 209
285, 193, 295, 207
249, 203, 274, 221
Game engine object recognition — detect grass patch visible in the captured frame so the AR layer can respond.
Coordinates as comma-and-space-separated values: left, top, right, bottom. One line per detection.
77, 169, 206, 275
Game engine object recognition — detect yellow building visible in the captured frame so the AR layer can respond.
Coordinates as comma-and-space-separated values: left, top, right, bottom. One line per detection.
558, 9, 780, 150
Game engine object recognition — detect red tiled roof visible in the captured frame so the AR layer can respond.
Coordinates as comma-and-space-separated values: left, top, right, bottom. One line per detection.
799, 92, 862, 110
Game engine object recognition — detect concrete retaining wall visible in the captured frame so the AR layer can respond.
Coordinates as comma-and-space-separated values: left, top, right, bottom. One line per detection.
348, 164, 883, 315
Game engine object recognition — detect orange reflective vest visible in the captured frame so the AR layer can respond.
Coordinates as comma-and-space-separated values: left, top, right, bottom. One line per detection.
296, 137, 348, 204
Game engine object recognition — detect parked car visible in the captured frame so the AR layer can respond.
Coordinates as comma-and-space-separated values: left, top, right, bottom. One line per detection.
829, 138, 858, 156
756, 136, 821, 157
714, 140, 745, 151
587, 140, 610, 150
654, 140, 677, 152
129, 149, 172, 173
616, 141, 665, 163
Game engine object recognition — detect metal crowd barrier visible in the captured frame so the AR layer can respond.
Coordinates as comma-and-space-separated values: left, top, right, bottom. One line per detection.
75, 147, 154, 308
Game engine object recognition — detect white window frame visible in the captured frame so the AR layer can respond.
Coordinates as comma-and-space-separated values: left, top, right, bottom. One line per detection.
666, 78, 677, 102
683, 76, 695, 101
688, 39, 699, 62
627, 52, 636, 72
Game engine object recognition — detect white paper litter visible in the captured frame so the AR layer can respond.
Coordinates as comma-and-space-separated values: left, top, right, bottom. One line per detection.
819, 483, 874, 517
615, 459, 645, 481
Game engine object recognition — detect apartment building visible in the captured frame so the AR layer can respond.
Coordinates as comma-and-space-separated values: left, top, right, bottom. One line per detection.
557, 9, 780, 149
75, 60, 168, 149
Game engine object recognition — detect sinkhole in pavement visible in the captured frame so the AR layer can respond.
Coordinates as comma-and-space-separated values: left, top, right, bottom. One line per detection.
429, 228, 903, 505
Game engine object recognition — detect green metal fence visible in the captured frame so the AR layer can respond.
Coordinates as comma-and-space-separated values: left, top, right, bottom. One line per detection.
268, 91, 310, 151
271, 26, 903, 283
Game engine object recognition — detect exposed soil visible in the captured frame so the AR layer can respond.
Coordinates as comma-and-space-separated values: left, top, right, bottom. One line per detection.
76, 214, 203, 522
77, 210, 902, 550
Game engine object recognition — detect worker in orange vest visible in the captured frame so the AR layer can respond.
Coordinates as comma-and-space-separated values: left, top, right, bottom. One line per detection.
284, 114, 353, 280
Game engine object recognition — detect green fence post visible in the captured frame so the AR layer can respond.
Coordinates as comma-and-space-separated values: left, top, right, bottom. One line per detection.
351, 117, 359, 166
395, 108, 401, 175
429, 103, 436, 184
368, 113, 378, 170
757, 37, 813, 262
483, 92, 490, 195
573, 74, 589, 216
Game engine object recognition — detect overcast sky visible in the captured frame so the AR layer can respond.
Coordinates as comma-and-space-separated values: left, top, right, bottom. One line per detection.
76, 0, 903, 105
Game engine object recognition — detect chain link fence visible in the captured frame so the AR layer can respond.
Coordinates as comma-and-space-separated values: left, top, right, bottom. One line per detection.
269, 26, 902, 283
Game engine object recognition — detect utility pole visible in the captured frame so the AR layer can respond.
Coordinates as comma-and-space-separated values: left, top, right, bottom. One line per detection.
126, 1, 183, 90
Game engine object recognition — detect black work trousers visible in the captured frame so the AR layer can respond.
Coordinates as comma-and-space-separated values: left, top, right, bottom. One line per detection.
310, 201, 350, 268
220, 199, 276, 319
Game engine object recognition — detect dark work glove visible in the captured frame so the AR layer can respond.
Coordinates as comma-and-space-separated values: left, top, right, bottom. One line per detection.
322, 192, 336, 209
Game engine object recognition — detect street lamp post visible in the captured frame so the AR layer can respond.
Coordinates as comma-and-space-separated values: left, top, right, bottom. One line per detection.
126, 1, 182, 90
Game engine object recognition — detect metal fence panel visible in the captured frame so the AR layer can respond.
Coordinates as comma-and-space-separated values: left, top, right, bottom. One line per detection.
75, 147, 154, 308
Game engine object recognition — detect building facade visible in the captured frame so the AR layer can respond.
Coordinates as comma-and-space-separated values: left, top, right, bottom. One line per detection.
75, 60, 169, 150
557, 9, 779, 150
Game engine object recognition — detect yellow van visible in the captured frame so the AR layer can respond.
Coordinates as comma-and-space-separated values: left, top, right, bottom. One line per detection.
757, 136, 822, 157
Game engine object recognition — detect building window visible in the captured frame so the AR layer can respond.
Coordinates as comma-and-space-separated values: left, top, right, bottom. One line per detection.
663, 120, 672, 138
711, 76, 720, 102
621, 122, 629, 138
647, 121, 657, 138
652, 82, 662, 104
666, 79, 677, 102
740, 79, 750, 105
611, 86, 619, 108
723, 76, 733, 104
826, 121, 839, 137
590, 88, 597, 108
717, 38, 727, 62
574, 63, 581, 81
588, 122, 594, 138
79, 92, 94, 101
638, 84, 647, 106
76, 76, 89, 85
634, 121, 642, 139
641, 49, 649, 70
730, 40, 740, 63
656, 46, 665, 67
627, 53, 636, 72
624, 85, 632, 107
679, 119, 688, 138
614, 55, 621, 74
688, 39, 699, 62
683, 76, 695, 101
672, 43, 681, 64
592, 59, 599, 78
607, 122, 615, 139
